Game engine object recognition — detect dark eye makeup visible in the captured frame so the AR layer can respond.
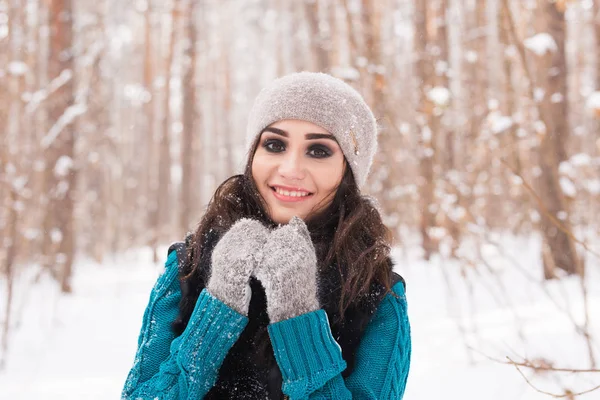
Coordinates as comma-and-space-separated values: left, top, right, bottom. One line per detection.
263, 138, 285, 153
308, 145, 332, 158
261, 137, 333, 159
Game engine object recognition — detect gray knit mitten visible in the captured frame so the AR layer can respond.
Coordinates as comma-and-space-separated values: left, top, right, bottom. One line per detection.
207, 218, 269, 316
254, 216, 320, 323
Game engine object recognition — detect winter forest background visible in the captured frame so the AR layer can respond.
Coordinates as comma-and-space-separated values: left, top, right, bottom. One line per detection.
1, 0, 600, 398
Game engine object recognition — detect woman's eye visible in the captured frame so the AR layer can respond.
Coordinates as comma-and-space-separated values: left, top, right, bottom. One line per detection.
308, 145, 332, 158
263, 139, 285, 153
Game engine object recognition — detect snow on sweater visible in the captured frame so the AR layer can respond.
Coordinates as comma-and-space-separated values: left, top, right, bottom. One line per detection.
121, 251, 411, 399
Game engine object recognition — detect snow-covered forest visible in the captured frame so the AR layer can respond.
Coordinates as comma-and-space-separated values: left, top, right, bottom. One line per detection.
1, 0, 600, 398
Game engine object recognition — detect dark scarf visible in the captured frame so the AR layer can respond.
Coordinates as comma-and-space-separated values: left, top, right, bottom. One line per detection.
173, 231, 393, 399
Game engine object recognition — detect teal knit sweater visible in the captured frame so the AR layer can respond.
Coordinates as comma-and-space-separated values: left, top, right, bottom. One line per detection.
121, 251, 411, 399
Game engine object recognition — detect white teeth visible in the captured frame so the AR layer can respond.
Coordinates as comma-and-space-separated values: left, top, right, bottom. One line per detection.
274, 187, 310, 197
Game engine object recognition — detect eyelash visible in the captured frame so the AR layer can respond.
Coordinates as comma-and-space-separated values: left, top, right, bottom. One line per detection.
262, 138, 332, 159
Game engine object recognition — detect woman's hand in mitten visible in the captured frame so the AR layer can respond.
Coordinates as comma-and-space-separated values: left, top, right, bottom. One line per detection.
254, 216, 320, 323
207, 218, 269, 316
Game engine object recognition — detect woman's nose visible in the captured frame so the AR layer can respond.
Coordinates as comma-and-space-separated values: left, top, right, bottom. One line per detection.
278, 152, 306, 180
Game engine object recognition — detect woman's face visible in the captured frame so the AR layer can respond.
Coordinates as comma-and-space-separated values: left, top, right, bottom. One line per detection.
251, 119, 346, 225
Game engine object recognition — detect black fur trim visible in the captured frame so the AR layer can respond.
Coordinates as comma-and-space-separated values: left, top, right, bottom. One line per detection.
167, 241, 186, 262
392, 271, 406, 291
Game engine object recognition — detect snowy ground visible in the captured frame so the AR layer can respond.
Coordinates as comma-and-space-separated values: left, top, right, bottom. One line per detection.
1, 234, 599, 399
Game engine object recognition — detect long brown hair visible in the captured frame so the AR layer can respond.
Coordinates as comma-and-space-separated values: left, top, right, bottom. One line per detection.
172, 134, 393, 335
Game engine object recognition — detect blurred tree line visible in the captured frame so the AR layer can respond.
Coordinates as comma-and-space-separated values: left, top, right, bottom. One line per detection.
1, 0, 599, 293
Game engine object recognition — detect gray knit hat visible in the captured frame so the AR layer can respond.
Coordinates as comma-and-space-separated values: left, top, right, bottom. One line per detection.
245, 72, 378, 188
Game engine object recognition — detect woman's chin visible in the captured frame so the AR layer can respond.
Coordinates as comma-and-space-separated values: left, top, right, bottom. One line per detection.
269, 211, 306, 225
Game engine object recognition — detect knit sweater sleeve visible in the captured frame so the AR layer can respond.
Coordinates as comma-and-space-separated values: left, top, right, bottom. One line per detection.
121, 252, 248, 399
267, 281, 411, 399
121, 251, 181, 391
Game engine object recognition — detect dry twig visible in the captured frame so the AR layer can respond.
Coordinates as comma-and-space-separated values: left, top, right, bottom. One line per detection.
470, 346, 600, 398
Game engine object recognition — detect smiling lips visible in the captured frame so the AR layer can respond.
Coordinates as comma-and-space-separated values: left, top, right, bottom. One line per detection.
270, 185, 313, 202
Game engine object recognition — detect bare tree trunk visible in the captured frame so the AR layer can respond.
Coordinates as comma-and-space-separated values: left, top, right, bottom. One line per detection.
496, 0, 531, 234
431, 0, 461, 257
594, 0, 600, 88
220, 35, 234, 178
341, 0, 360, 76
305, 0, 329, 72
0, 1, 13, 199
288, 1, 309, 71
83, 5, 109, 263
272, 0, 285, 76
498, 1, 521, 173
180, 0, 198, 236
414, 0, 438, 260
30, 1, 50, 260
328, 1, 340, 69
156, 1, 177, 248
466, 0, 488, 142
0, 3, 18, 359
361, 0, 384, 112
0, 14, 7, 151
543, 0, 569, 163
533, 0, 581, 278
362, 0, 404, 241
143, 3, 159, 262
0, 188, 18, 370
592, 0, 600, 193
42, 0, 76, 292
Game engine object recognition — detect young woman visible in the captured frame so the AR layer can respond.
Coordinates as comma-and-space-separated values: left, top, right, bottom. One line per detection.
121, 72, 411, 399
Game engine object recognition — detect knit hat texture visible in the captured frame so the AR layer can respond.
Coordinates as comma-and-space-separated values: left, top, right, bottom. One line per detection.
245, 72, 378, 188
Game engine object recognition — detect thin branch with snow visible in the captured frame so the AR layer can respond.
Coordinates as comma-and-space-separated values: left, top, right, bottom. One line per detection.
40, 103, 87, 149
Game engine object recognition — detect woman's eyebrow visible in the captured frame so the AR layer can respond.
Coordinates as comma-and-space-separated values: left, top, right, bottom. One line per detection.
262, 127, 337, 142
305, 133, 337, 142
263, 127, 288, 137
